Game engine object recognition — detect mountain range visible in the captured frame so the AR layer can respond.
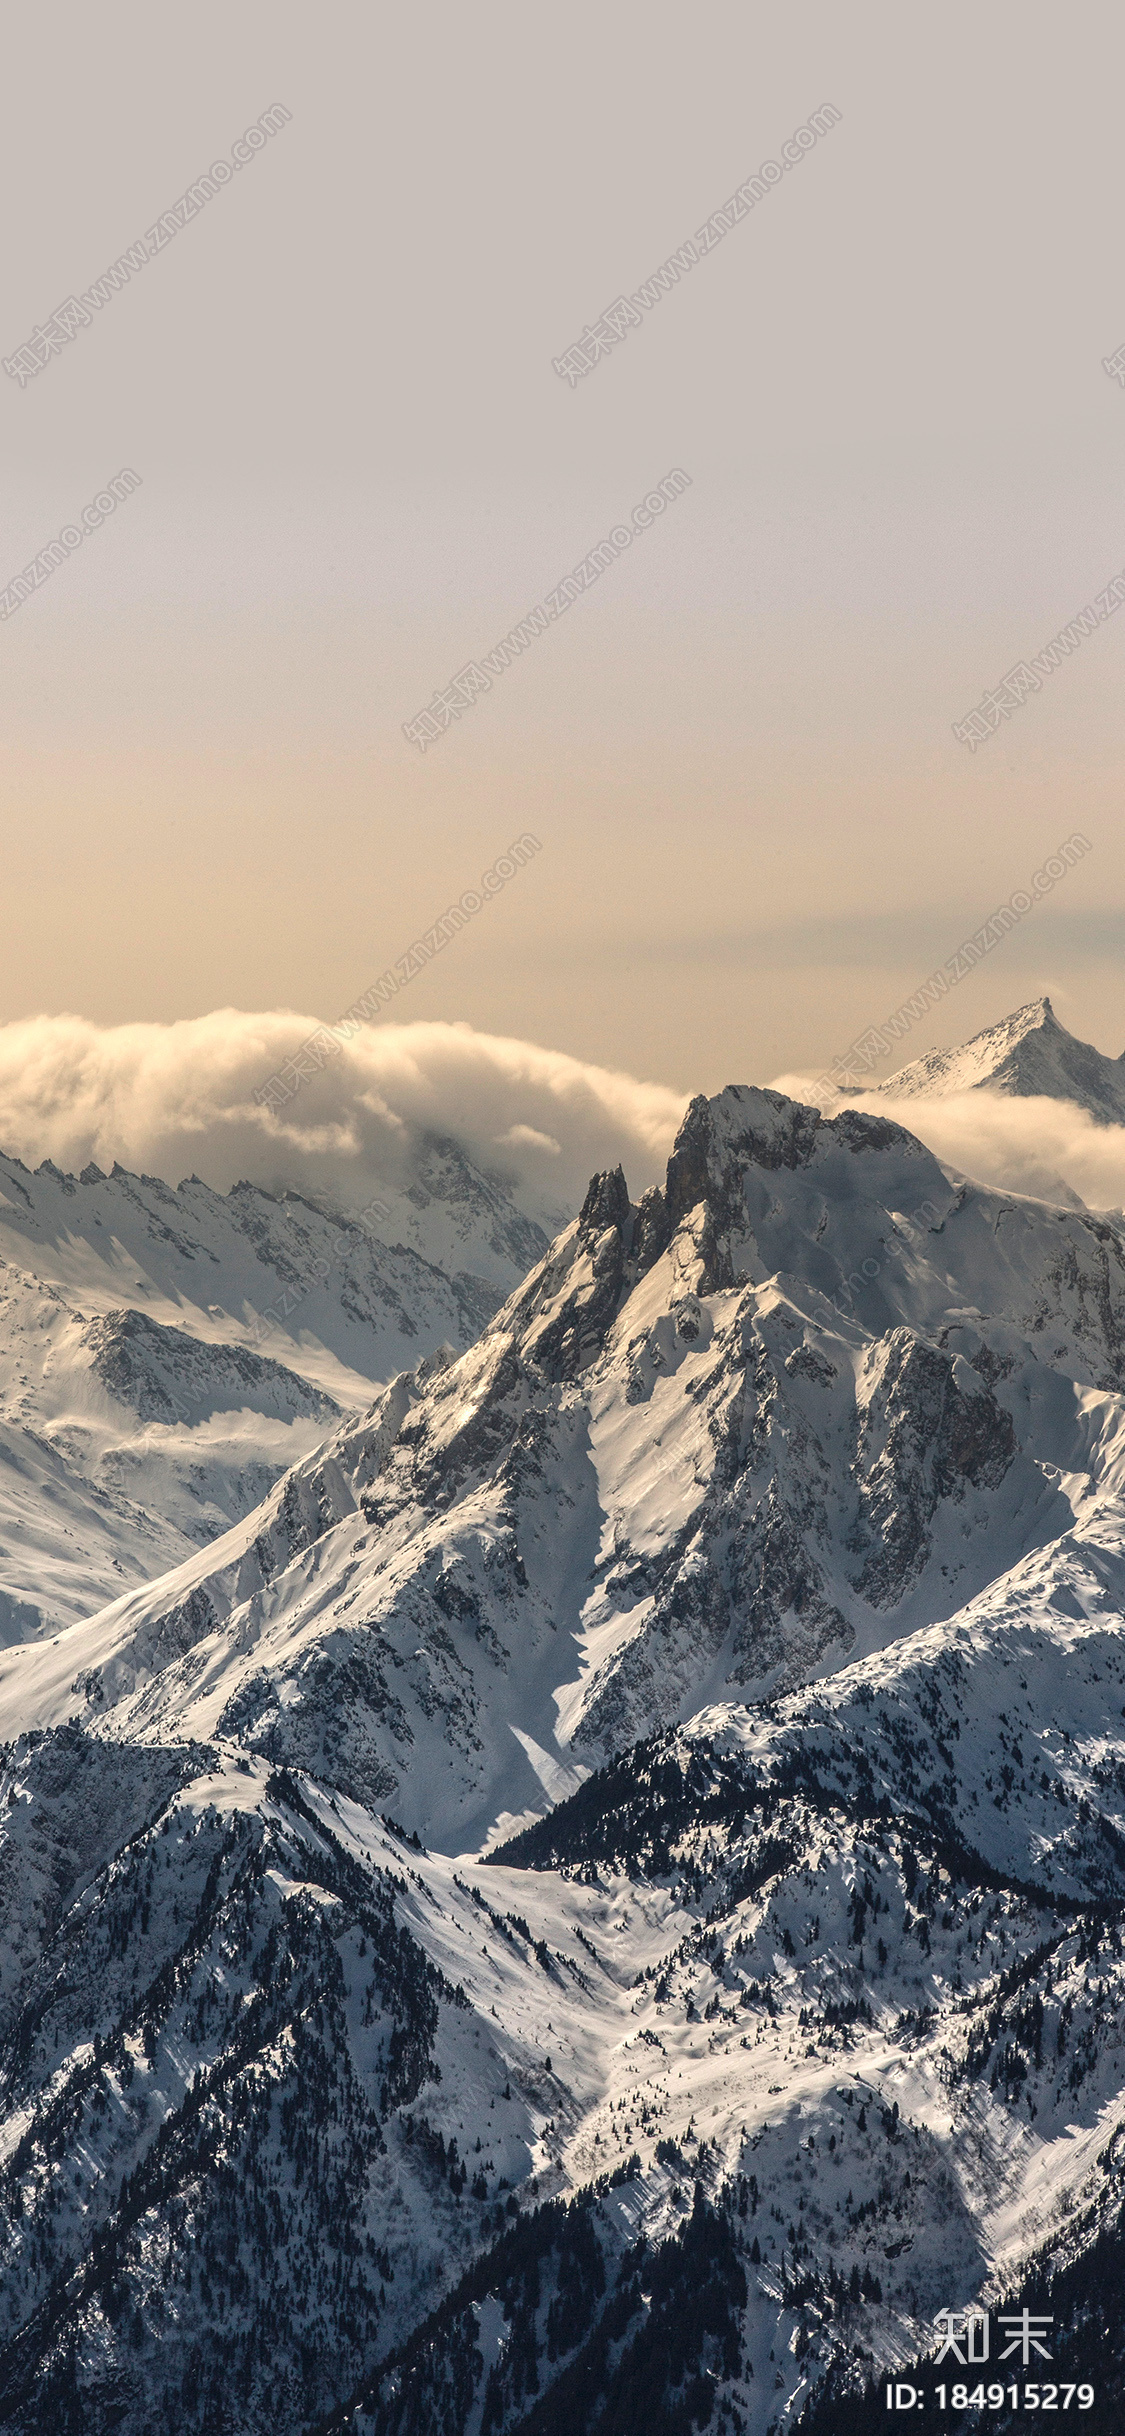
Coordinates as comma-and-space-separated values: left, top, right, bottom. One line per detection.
0, 1013, 1123, 2434
0, 1138, 546, 1640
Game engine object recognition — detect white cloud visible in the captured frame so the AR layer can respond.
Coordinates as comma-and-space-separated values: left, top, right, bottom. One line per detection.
0, 1013, 687, 1219
772, 1071, 1125, 1213
495, 1123, 563, 1157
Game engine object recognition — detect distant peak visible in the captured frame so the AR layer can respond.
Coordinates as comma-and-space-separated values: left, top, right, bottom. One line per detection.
876, 995, 1125, 1124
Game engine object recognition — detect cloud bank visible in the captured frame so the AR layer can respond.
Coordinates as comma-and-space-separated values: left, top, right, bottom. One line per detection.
773, 1072, 1125, 1213
0, 1014, 687, 1220
2, 1015, 1116, 1237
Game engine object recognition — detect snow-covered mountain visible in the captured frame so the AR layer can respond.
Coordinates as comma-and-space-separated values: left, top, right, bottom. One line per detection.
357, 1131, 553, 1291
7, 1084, 1124, 1848
1, 1083, 1123, 2432
0, 1146, 546, 1635
0, 1586, 1122, 2430
876, 995, 1125, 1123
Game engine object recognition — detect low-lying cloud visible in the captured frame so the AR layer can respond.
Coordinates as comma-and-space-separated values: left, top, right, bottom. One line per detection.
774, 1072, 1125, 1213
0, 1013, 687, 1220
3, 1014, 1116, 1236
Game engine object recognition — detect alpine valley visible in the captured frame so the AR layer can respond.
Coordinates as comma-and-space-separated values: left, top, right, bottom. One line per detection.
1, 1017, 1124, 2435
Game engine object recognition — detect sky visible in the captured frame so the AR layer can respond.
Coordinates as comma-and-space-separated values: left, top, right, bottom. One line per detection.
2, 0, 1124, 1107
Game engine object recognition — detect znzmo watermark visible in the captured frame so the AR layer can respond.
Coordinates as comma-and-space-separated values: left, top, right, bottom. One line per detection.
0, 471, 142, 621
3, 107, 291, 389
885, 2304, 1095, 2415
253, 834, 541, 1115
817, 833, 1091, 1094
953, 563, 1125, 750
552, 105, 842, 386
403, 472, 691, 751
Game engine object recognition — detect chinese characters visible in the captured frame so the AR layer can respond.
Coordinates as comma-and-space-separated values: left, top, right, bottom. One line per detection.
934, 2308, 1054, 2368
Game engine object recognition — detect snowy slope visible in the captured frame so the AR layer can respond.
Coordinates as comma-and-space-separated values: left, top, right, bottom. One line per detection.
876, 996, 1125, 1122
0, 1150, 543, 1635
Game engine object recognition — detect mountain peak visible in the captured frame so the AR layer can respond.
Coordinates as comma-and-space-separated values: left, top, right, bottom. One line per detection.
1004, 991, 1056, 1029
577, 1163, 631, 1235
876, 996, 1125, 1121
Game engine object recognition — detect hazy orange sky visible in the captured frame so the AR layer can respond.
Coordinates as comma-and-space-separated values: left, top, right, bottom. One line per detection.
2, 0, 1124, 1100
